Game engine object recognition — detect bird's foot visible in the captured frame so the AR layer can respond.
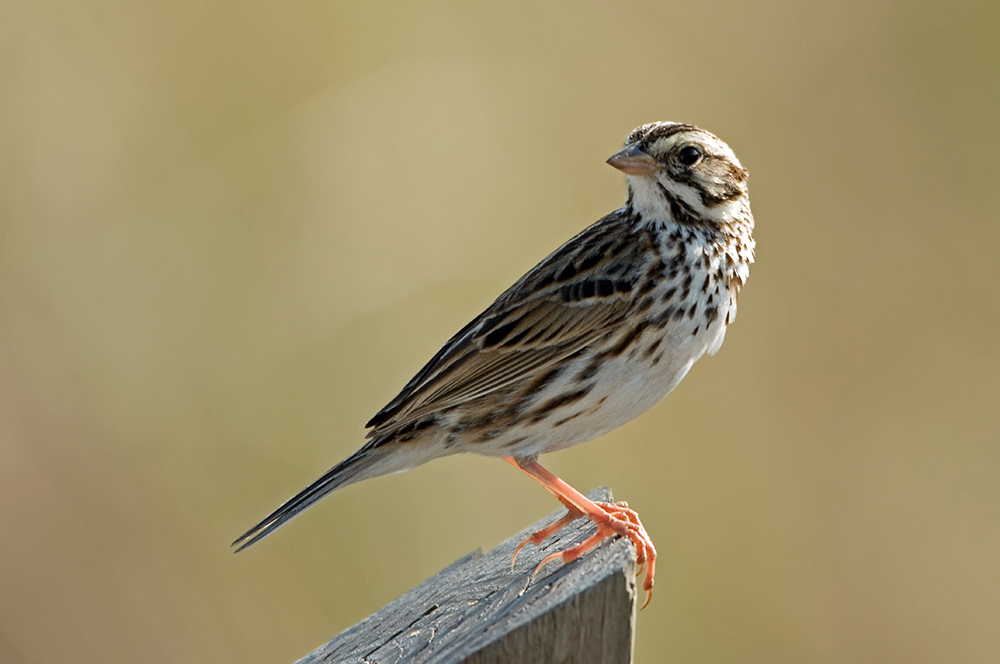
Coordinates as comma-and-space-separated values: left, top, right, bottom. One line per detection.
511, 505, 585, 569
529, 500, 656, 609
504, 457, 656, 609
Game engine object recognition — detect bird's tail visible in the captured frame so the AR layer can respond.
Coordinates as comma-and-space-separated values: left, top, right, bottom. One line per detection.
231, 442, 395, 552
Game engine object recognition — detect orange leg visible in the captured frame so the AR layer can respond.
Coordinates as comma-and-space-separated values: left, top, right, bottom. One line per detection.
504, 457, 657, 609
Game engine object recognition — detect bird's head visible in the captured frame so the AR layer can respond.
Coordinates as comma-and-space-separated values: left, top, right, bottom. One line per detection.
608, 122, 750, 229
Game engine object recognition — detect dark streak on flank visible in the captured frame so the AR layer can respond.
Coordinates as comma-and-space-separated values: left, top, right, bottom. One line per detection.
554, 410, 585, 427
524, 364, 566, 396
588, 395, 609, 415
502, 436, 528, 449
574, 358, 603, 383
529, 385, 595, 423
632, 296, 656, 315
637, 276, 658, 296
652, 306, 675, 328
606, 320, 649, 357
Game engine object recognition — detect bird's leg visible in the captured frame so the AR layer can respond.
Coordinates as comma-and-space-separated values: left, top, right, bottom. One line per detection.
504, 456, 656, 608
506, 459, 587, 566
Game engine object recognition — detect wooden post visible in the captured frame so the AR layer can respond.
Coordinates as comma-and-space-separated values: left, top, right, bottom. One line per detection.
297, 487, 638, 664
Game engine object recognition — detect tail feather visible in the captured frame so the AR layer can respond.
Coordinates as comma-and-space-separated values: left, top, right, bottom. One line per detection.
231, 443, 389, 552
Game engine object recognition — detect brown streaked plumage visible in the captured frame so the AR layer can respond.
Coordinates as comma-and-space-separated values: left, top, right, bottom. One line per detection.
232, 121, 755, 607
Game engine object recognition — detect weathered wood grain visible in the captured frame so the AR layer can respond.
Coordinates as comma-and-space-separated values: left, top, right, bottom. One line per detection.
296, 487, 637, 664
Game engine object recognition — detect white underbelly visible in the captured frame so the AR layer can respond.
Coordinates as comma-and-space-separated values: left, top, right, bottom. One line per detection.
497, 320, 725, 458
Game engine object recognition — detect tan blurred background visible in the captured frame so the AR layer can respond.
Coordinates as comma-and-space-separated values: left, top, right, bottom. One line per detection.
1, 1, 998, 662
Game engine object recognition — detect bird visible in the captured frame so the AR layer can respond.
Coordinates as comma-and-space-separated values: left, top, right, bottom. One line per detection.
232, 121, 755, 608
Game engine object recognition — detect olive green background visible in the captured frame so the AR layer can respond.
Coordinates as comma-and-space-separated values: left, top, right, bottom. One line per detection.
2, 1, 998, 662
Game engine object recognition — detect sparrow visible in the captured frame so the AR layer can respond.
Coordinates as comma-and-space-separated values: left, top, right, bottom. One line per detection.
233, 122, 755, 608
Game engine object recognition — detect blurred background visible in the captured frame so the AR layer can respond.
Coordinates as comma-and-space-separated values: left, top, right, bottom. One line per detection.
1, 1, 998, 662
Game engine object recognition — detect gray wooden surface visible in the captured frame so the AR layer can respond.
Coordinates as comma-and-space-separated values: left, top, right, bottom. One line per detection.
296, 487, 637, 664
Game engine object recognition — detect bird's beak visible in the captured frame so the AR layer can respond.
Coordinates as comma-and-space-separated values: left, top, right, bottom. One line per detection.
607, 143, 659, 176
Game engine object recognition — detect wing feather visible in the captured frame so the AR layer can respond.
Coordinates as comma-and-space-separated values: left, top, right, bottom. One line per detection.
367, 210, 650, 435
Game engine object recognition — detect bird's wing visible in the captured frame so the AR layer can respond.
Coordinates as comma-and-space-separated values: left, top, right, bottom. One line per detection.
367, 210, 651, 433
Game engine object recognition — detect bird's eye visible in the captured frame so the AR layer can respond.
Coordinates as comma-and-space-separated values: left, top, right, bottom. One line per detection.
677, 145, 702, 166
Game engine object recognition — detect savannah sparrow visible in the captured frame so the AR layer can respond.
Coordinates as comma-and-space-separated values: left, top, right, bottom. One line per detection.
233, 122, 755, 607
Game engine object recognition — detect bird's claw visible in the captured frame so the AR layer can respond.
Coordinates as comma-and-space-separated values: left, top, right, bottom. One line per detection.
510, 499, 656, 609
